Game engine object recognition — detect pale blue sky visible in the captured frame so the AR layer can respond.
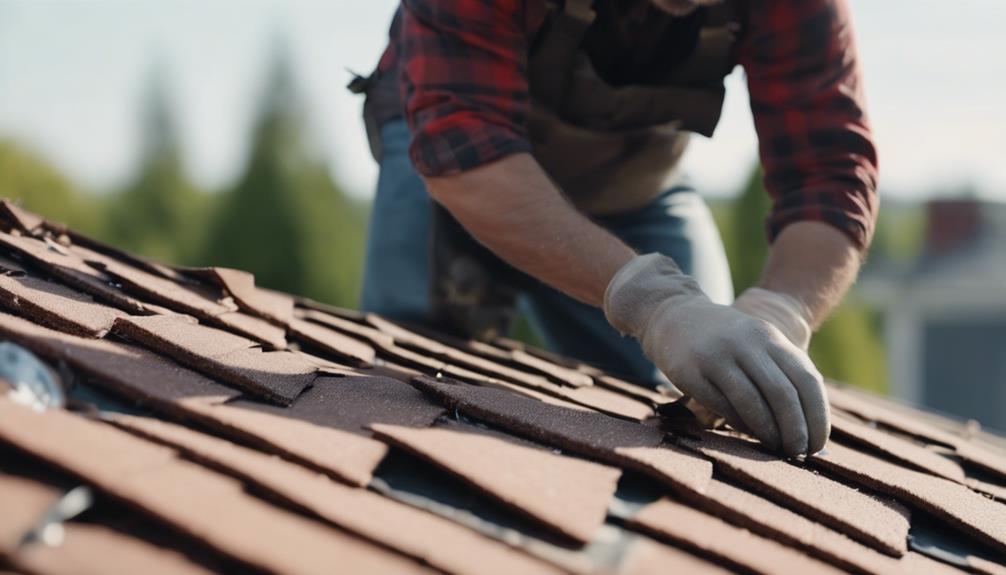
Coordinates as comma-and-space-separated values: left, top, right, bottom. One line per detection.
0, 0, 1003, 200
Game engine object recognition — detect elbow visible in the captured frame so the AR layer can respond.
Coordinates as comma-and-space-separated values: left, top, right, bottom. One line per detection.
423, 173, 472, 218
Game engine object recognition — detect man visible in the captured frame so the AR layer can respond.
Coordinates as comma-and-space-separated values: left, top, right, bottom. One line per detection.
353, 0, 878, 458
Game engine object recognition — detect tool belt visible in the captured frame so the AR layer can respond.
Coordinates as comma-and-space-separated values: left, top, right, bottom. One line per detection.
428, 204, 531, 340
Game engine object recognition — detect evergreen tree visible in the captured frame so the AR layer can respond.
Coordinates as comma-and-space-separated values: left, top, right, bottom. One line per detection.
200, 42, 366, 306
105, 62, 208, 263
0, 140, 102, 235
727, 167, 888, 392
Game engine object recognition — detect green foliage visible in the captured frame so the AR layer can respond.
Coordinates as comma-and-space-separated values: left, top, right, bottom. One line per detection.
871, 202, 926, 265
198, 49, 366, 307
2, 43, 367, 309
104, 68, 209, 264
730, 167, 771, 293
808, 300, 887, 393
722, 167, 889, 393
0, 140, 103, 235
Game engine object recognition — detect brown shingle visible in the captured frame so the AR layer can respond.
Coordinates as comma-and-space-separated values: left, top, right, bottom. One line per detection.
14, 523, 216, 575
301, 310, 603, 414
210, 347, 317, 399
618, 536, 732, 575
0, 274, 124, 337
212, 311, 288, 350
366, 319, 654, 419
0, 312, 382, 485
370, 423, 621, 545
812, 440, 1006, 555
831, 386, 1006, 480
227, 376, 446, 436
183, 401, 388, 487
0, 400, 431, 574
368, 315, 561, 389
968, 478, 1006, 503
0, 200, 44, 234
828, 384, 963, 447
404, 328, 594, 388
0, 311, 239, 407
73, 245, 235, 319
113, 414, 565, 575
627, 498, 847, 575
376, 341, 595, 411
689, 479, 962, 575
594, 374, 681, 407
288, 317, 376, 364
680, 432, 910, 556
54, 226, 190, 282
197, 267, 294, 326
558, 384, 654, 421
830, 411, 967, 483
299, 308, 396, 347
411, 375, 712, 495
955, 441, 1006, 483
71, 249, 288, 349
112, 315, 313, 405
113, 314, 253, 357
0, 232, 148, 314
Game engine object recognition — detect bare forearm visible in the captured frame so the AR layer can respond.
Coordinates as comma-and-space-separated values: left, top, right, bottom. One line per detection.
424, 154, 635, 307
759, 221, 864, 328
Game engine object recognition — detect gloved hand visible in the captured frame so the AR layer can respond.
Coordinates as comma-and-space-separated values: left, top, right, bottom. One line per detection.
732, 287, 812, 350
604, 254, 830, 457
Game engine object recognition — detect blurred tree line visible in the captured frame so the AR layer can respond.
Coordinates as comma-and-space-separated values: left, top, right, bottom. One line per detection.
0, 44, 914, 392
0, 48, 367, 308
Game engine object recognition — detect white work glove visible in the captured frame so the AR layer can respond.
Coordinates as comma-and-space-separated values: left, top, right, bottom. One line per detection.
604, 254, 830, 457
733, 287, 812, 350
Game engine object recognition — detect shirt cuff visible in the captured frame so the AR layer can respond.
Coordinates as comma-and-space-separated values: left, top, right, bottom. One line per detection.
408, 119, 533, 177
767, 205, 875, 254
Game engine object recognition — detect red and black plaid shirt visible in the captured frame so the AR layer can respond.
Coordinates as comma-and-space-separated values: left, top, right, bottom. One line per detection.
374, 0, 879, 249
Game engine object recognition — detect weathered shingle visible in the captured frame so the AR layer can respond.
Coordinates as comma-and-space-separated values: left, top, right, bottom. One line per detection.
411, 375, 713, 496
1, 202, 1004, 575
813, 440, 1006, 555
0, 274, 125, 337
628, 497, 847, 574
680, 432, 911, 556
0, 399, 431, 574
370, 423, 621, 544
112, 314, 314, 405
112, 414, 563, 575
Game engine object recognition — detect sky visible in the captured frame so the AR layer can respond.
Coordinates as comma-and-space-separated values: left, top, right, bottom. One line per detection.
0, 0, 1004, 201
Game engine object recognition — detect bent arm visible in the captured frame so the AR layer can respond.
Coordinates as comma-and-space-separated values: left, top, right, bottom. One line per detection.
758, 221, 862, 328
740, 0, 878, 330
424, 153, 635, 307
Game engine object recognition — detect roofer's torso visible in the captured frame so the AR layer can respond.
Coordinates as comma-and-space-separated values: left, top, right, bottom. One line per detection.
365, 0, 742, 215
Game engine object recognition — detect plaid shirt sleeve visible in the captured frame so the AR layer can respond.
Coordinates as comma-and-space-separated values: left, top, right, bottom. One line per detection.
397, 0, 538, 177
739, 0, 879, 251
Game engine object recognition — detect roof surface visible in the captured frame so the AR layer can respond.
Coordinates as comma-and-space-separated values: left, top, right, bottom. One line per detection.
0, 199, 1004, 575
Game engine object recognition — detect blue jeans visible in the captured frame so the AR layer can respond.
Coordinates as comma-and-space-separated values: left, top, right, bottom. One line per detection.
362, 119, 733, 385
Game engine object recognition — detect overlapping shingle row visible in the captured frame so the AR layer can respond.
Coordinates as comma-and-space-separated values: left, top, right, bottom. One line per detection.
0, 199, 1004, 574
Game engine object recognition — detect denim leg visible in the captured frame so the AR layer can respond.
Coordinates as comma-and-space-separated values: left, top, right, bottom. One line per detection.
522, 185, 734, 385
360, 120, 433, 322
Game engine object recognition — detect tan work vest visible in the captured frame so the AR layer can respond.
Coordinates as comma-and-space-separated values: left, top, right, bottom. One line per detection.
527, 0, 739, 215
